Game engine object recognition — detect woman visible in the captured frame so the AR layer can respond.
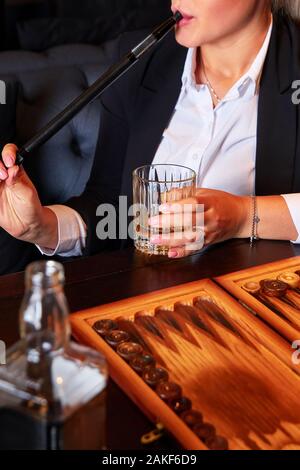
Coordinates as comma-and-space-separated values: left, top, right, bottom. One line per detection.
0, 0, 299, 261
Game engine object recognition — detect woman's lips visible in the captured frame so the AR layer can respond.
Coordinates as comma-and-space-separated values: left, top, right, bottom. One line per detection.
177, 11, 195, 27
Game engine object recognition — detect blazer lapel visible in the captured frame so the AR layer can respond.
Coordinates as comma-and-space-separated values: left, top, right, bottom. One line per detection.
256, 14, 298, 196
120, 35, 187, 203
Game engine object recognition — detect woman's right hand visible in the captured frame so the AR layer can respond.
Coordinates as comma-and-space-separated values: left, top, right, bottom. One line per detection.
0, 144, 58, 248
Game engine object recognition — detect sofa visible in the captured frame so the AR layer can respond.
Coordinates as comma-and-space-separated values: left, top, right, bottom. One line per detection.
0, 41, 115, 205
3, 0, 171, 50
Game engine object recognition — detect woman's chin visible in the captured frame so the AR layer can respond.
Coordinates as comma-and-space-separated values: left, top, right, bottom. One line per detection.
175, 30, 202, 49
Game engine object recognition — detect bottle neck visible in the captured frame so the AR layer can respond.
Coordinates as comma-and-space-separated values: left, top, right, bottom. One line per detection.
20, 261, 71, 355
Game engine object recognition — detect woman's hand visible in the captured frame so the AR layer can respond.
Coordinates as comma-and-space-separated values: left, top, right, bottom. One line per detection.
0, 144, 58, 248
148, 188, 251, 258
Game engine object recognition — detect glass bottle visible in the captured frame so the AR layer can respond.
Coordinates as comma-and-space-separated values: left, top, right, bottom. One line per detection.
0, 261, 107, 450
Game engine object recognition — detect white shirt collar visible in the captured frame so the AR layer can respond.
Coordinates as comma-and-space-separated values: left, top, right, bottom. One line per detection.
181, 16, 273, 100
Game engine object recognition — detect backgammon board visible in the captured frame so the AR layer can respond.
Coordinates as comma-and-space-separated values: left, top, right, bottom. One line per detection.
70, 260, 300, 451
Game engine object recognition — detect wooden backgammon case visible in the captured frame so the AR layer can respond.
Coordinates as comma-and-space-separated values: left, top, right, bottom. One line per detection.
70, 258, 300, 451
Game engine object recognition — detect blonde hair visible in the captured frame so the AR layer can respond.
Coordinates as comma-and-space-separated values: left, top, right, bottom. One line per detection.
272, 0, 300, 20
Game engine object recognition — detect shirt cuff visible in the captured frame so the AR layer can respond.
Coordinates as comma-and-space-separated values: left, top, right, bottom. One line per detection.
281, 194, 300, 244
36, 205, 87, 257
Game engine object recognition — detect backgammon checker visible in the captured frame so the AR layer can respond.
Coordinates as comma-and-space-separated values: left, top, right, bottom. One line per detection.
70, 271, 300, 450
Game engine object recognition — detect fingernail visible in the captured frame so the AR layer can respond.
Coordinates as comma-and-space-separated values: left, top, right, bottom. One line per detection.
168, 250, 179, 259
0, 169, 7, 179
159, 204, 171, 214
5, 155, 14, 168
150, 236, 161, 244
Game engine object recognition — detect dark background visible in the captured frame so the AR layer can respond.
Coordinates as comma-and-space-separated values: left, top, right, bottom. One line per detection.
0, 0, 172, 51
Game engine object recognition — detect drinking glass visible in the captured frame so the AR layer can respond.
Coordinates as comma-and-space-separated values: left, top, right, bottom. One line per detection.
132, 164, 196, 255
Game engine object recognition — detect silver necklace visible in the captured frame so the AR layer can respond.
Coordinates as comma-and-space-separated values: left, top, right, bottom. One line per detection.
201, 61, 222, 104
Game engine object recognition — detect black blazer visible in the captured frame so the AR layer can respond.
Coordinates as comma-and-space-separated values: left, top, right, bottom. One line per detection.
66, 11, 300, 256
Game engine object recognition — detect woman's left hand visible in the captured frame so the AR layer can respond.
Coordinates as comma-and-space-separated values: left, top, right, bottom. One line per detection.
148, 188, 251, 258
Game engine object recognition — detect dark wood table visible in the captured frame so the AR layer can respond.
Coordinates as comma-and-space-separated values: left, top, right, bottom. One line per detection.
1, 239, 300, 449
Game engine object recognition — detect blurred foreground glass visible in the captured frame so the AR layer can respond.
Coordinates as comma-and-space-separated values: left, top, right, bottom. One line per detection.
133, 165, 196, 255
0, 261, 107, 450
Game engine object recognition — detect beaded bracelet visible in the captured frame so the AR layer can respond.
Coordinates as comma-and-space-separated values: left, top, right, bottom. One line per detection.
250, 196, 260, 247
